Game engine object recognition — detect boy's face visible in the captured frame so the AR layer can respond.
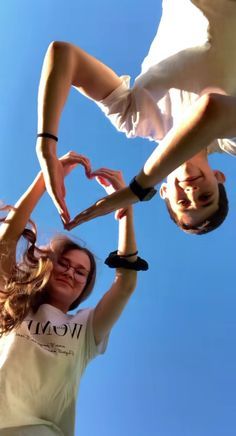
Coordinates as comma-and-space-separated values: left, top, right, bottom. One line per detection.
159, 155, 226, 226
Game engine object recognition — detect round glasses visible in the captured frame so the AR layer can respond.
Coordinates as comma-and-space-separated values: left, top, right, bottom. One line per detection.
54, 258, 89, 283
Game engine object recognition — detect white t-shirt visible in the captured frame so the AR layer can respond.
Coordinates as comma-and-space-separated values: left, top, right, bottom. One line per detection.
96, 0, 236, 156
0, 304, 108, 436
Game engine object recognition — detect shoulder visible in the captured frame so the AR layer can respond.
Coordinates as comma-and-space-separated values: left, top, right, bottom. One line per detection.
70, 307, 94, 325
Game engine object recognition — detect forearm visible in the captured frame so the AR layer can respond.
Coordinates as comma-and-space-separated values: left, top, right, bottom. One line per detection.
136, 93, 227, 188
93, 206, 138, 345
114, 206, 138, 294
93, 271, 137, 345
36, 42, 74, 160
117, 207, 137, 256
36, 41, 121, 160
0, 172, 45, 243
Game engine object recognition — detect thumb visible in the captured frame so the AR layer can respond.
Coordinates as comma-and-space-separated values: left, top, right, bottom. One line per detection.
53, 196, 71, 224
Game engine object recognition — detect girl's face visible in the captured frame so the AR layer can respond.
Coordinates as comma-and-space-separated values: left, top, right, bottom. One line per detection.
47, 249, 91, 313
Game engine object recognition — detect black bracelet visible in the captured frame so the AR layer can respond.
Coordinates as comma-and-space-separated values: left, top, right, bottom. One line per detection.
117, 250, 138, 258
105, 250, 148, 271
37, 133, 58, 142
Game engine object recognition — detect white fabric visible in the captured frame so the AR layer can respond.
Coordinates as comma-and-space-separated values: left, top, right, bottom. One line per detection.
96, 0, 236, 157
0, 304, 108, 436
0, 425, 62, 436
141, 0, 208, 72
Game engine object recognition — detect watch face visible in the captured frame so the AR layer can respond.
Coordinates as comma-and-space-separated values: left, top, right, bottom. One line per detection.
142, 188, 157, 201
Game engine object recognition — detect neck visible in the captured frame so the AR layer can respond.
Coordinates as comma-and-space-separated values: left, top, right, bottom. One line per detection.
47, 298, 69, 314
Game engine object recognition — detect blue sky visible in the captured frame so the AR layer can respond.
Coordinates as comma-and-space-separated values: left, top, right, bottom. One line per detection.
1, 1, 236, 435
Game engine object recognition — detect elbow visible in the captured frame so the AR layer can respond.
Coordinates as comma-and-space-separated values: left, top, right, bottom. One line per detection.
198, 92, 216, 120
202, 92, 220, 113
47, 40, 72, 54
46, 41, 75, 67
115, 270, 137, 296
199, 92, 227, 136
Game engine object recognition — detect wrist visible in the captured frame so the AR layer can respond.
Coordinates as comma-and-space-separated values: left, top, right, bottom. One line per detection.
129, 176, 157, 201
135, 170, 154, 188
105, 250, 148, 271
36, 138, 57, 159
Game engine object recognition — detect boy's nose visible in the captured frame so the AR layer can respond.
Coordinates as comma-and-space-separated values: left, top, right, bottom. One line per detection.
184, 185, 199, 192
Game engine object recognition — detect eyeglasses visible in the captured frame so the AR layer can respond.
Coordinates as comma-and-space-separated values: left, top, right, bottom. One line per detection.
54, 258, 89, 283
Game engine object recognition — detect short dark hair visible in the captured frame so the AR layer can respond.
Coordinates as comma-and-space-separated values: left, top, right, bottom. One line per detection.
165, 183, 229, 235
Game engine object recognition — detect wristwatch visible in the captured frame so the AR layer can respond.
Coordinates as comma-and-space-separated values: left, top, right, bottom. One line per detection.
129, 177, 157, 201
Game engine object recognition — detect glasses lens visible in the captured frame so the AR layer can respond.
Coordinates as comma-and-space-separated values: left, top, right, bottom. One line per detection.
55, 259, 68, 272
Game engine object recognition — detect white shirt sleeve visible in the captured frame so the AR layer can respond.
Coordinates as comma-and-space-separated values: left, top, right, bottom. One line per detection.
83, 309, 109, 365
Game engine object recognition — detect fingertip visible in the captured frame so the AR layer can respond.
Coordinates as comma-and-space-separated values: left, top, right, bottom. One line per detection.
87, 173, 94, 179
117, 210, 126, 220
64, 223, 71, 231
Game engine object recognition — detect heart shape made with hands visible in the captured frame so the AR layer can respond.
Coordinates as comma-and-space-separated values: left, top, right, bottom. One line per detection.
58, 152, 127, 230
65, 171, 127, 230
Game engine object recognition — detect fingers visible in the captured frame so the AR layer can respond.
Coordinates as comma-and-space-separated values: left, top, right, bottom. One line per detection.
50, 184, 70, 223
91, 168, 125, 190
53, 195, 71, 224
65, 197, 112, 230
115, 208, 128, 220
65, 207, 96, 230
66, 187, 135, 229
95, 176, 110, 187
95, 176, 115, 195
60, 151, 92, 177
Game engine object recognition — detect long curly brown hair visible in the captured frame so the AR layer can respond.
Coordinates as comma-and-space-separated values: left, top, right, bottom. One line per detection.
0, 206, 96, 337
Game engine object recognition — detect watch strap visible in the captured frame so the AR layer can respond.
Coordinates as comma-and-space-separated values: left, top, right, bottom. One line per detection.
129, 177, 157, 201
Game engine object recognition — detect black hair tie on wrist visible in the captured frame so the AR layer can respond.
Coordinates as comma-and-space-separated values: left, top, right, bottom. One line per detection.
105, 250, 149, 271
37, 133, 58, 142
118, 250, 138, 258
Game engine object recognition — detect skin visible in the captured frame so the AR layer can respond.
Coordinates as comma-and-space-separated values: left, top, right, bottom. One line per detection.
159, 150, 226, 226
68, 93, 236, 228
0, 156, 138, 346
46, 249, 91, 313
36, 41, 121, 223
36, 42, 236, 228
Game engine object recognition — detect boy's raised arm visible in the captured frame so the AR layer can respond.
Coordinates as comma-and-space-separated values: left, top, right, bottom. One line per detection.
68, 92, 236, 226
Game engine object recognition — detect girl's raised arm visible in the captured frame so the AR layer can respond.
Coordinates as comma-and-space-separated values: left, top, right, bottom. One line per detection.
0, 152, 90, 277
90, 169, 147, 345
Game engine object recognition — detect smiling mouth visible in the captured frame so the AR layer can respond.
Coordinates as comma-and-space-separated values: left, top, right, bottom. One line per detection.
56, 278, 72, 287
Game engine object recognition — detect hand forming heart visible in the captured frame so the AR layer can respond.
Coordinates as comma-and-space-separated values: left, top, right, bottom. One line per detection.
49, 152, 132, 230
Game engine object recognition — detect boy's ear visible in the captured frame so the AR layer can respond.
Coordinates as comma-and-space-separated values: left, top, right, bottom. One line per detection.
213, 170, 226, 184
159, 182, 168, 199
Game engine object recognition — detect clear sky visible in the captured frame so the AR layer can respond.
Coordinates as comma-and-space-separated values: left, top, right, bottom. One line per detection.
1, 1, 236, 435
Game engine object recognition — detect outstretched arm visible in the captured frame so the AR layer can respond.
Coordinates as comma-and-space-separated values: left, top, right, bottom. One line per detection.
0, 152, 90, 278
68, 92, 236, 225
36, 41, 121, 222
90, 169, 138, 345
136, 93, 236, 187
